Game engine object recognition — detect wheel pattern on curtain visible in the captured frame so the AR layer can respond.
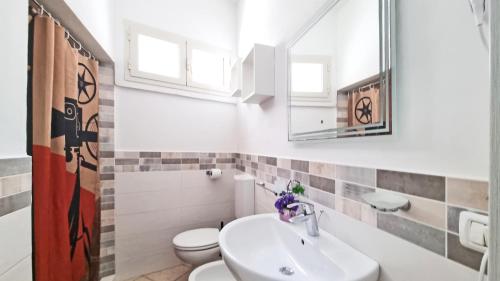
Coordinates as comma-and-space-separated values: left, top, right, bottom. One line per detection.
32, 15, 100, 281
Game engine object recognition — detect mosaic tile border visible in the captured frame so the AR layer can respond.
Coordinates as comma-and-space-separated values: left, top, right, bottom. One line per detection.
235, 153, 489, 271
114, 151, 237, 173
98, 64, 116, 279
0, 157, 32, 218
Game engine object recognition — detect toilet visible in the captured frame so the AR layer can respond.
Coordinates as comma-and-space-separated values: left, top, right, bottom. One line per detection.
172, 174, 255, 268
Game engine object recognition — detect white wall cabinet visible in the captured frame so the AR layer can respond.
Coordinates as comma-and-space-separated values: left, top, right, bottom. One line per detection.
241, 44, 275, 104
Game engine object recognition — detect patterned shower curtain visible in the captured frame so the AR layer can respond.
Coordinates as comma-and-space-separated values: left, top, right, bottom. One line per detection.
32, 15, 100, 281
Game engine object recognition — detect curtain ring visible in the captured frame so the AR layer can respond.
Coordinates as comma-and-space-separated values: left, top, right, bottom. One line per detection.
76, 41, 82, 51
40, 5, 45, 15
64, 30, 70, 40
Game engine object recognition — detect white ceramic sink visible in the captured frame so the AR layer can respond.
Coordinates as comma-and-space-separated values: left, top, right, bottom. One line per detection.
219, 213, 379, 281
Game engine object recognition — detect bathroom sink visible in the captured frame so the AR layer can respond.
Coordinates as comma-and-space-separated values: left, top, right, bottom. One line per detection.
219, 214, 379, 281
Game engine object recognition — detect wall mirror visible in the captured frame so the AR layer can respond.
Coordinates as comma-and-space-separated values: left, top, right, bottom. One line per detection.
287, 0, 394, 140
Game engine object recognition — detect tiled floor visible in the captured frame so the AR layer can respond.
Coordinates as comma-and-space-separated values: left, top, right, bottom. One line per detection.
126, 264, 192, 281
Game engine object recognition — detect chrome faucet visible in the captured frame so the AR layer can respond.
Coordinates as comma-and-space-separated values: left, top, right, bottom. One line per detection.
287, 202, 320, 237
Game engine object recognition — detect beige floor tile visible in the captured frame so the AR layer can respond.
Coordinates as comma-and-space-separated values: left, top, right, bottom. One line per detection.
146, 264, 192, 281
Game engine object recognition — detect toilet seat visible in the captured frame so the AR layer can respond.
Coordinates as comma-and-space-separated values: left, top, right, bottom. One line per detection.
173, 228, 219, 251
189, 260, 236, 281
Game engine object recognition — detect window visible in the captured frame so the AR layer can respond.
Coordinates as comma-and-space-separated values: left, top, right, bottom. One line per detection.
187, 42, 231, 91
127, 23, 232, 94
290, 55, 331, 98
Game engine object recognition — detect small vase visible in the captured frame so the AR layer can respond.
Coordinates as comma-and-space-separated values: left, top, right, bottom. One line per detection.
279, 209, 296, 222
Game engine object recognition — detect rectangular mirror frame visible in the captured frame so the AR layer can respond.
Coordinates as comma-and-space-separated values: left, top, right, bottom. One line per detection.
286, 0, 395, 141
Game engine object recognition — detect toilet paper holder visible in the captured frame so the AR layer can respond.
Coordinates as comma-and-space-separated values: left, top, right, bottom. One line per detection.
206, 168, 223, 178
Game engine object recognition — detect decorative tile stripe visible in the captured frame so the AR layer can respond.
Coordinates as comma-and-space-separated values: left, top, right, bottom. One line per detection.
377, 170, 446, 201
0, 173, 32, 198
0, 190, 32, 217
98, 64, 115, 279
114, 151, 236, 173
236, 153, 489, 271
378, 213, 446, 256
447, 233, 484, 270
0, 157, 31, 177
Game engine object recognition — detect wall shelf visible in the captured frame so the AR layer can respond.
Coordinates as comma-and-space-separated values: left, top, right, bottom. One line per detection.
230, 58, 242, 97
241, 44, 275, 104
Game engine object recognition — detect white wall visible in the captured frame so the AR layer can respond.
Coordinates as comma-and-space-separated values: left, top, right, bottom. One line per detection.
116, 87, 238, 152
113, 0, 239, 152
0, 0, 28, 158
0, 3, 31, 280
237, 0, 490, 181
64, 0, 115, 59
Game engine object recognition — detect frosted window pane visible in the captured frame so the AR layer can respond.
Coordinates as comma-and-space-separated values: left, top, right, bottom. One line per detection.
137, 34, 180, 78
191, 49, 224, 87
291, 63, 324, 93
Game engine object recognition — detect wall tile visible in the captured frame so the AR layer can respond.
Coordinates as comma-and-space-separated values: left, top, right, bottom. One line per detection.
447, 178, 488, 211
308, 187, 335, 209
360, 204, 378, 226
277, 158, 291, 170
162, 159, 181, 164
0, 157, 31, 177
277, 168, 291, 179
266, 157, 277, 166
377, 170, 445, 201
336, 165, 376, 186
309, 175, 335, 194
0, 191, 31, 217
309, 162, 335, 179
0, 255, 32, 281
335, 197, 361, 220
116, 159, 139, 165
447, 233, 483, 270
0, 207, 32, 276
181, 158, 199, 164
337, 181, 374, 202
377, 213, 445, 256
139, 152, 161, 158
292, 171, 310, 185
394, 193, 446, 230
291, 160, 309, 173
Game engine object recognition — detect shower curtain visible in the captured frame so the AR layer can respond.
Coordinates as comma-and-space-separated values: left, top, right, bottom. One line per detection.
32, 15, 100, 281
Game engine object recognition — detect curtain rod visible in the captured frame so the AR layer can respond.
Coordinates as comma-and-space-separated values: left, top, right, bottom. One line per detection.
29, 0, 96, 60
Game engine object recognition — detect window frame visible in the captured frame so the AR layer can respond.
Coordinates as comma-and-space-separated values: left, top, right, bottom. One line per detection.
187, 40, 232, 92
128, 24, 187, 86
126, 23, 232, 95
290, 55, 331, 99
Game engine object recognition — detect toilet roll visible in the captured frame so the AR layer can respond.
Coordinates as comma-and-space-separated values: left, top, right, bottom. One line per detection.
206, 168, 222, 179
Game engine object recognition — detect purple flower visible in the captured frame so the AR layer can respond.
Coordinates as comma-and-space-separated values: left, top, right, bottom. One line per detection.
274, 192, 299, 213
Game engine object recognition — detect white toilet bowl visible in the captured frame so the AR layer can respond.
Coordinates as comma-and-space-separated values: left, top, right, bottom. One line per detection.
189, 260, 236, 281
173, 228, 220, 266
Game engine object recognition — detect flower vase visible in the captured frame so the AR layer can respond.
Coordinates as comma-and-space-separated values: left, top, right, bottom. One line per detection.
279, 209, 296, 222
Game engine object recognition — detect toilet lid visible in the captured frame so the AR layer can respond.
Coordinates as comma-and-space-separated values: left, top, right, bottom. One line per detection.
173, 228, 219, 250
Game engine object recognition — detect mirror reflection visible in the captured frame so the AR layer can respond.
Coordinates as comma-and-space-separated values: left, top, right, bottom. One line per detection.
288, 0, 392, 140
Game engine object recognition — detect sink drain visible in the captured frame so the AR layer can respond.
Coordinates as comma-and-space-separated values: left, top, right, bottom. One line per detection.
279, 266, 295, 276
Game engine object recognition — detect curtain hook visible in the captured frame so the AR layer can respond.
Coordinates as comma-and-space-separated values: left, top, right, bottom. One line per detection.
76, 41, 82, 51
40, 4, 45, 15
64, 30, 69, 40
